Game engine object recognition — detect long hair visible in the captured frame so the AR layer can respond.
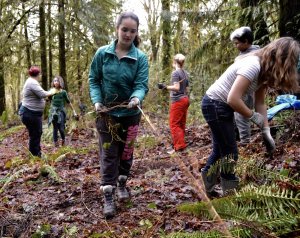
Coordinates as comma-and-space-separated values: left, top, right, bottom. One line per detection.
255, 37, 300, 92
116, 12, 141, 48
51, 76, 65, 89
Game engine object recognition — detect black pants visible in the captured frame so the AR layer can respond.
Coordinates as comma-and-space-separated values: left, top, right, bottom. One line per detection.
21, 108, 43, 157
96, 113, 141, 186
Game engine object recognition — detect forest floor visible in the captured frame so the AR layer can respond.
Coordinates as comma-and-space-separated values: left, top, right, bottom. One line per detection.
0, 110, 300, 238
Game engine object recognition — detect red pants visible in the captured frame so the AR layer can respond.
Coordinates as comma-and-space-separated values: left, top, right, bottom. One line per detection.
169, 97, 189, 151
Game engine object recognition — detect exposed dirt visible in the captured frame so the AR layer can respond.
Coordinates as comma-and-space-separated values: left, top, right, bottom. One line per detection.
0, 111, 299, 237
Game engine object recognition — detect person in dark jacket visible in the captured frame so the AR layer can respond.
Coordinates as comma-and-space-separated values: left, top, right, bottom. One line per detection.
88, 12, 149, 218
19, 66, 56, 157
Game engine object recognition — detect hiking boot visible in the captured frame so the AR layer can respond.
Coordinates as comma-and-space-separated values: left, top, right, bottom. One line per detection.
201, 168, 220, 197
220, 177, 239, 196
61, 140, 65, 146
54, 141, 59, 147
117, 175, 130, 202
100, 185, 116, 218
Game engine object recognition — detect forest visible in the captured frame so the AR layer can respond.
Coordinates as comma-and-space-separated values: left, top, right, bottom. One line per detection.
1, 0, 300, 237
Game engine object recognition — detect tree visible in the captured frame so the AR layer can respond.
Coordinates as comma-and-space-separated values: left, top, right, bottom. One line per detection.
279, 0, 300, 41
161, 0, 172, 77
48, 0, 53, 86
58, 0, 67, 90
143, 0, 161, 62
39, 0, 48, 89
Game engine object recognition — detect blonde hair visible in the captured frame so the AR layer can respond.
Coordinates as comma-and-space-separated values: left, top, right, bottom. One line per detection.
51, 76, 65, 89
174, 54, 185, 67
255, 37, 300, 92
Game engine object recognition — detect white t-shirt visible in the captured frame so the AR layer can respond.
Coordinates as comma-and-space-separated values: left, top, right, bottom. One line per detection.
206, 55, 261, 103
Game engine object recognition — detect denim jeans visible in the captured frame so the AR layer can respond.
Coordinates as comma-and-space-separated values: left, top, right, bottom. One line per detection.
52, 111, 66, 142
96, 113, 141, 186
21, 107, 43, 157
201, 95, 238, 180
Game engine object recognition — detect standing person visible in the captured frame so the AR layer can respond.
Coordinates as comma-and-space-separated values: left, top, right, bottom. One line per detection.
88, 12, 149, 218
230, 26, 260, 145
19, 66, 57, 157
157, 53, 189, 153
48, 76, 77, 147
201, 37, 299, 197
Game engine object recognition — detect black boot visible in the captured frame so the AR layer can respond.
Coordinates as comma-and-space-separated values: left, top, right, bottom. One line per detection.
117, 175, 130, 202
201, 168, 222, 197
100, 185, 116, 218
220, 177, 239, 196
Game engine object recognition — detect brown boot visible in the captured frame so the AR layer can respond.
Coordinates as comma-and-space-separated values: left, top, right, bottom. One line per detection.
61, 140, 65, 146
54, 141, 59, 147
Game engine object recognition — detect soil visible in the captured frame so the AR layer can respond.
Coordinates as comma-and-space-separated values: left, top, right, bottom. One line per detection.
0, 111, 299, 237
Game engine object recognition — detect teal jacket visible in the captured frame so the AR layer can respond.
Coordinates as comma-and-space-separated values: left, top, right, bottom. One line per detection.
89, 40, 149, 117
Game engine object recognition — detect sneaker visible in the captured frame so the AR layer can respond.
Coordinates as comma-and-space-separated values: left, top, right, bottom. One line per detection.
117, 175, 130, 202
167, 149, 176, 155
100, 185, 116, 218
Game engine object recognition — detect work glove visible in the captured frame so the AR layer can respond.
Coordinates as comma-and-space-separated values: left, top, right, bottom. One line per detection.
48, 88, 59, 96
95, 102, 108, 113
250, 112, 264, 129
157, 83, 167, 90
73, 110, 79, 121
262, 127, 276, 154
127, 97, 140, 109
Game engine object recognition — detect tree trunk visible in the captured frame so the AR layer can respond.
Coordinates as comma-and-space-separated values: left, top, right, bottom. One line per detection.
39, 0, 48, 89
173, 1, 183, 54
279, 0, 300, 41
23, 3, 31, 69
48, 0, 53, 86
161, 0, 172, 77
0, 6, 5, 115
58, 0, 67, 90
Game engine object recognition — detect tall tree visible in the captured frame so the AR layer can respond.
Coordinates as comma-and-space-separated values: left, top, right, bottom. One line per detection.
39, 0, 48, 89
23, 2, 31, 69
48, 0, 53, 86
58, 0, 67, 90
161, 0, 172, 77
143, 0, 161, 62
279, 0, 300, 41
0, 3, 5, 116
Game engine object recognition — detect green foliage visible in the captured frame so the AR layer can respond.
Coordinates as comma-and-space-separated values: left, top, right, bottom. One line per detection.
176, 165, 300, 237
32, 224, 51, 238
0, 125, 24, 142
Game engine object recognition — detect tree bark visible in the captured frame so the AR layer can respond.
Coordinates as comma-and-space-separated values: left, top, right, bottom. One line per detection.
48, 0, 53, 86
161, 0, 171, 77
279, 0, 300, 41
58, 0, 67, 90
39, 0, 48, 89
0, 5, 5, 115
23, 3, 31, 69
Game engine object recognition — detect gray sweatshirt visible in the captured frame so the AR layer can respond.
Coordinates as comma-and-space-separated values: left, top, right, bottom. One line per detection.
22, 77, 49, 112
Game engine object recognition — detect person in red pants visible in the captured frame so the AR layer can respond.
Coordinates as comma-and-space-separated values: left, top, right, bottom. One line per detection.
158, 54, 189, 153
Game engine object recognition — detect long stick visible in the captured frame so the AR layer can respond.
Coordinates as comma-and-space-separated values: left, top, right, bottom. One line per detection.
137, 105, 158, 135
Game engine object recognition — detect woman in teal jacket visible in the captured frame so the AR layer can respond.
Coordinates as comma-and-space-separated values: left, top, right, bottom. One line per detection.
88, 12, 149, 219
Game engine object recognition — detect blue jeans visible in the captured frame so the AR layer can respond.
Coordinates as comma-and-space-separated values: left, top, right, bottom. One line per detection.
201, 95, 238, 180
21, 107, 43, 157
52, 111, 66, 142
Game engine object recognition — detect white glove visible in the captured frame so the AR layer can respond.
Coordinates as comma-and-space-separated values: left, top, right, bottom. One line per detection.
127, 97, 140, 109
262, 127, 276, 154
250, 112, 264, 129
95, 102, 107, 113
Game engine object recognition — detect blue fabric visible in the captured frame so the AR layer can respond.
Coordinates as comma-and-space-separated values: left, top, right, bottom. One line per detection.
267, 94, 300, 120
201, 95, 238, 180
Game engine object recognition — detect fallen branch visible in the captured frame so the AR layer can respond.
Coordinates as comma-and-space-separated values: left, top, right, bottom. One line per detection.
174, 154, 233, 238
